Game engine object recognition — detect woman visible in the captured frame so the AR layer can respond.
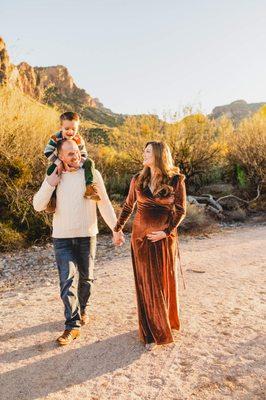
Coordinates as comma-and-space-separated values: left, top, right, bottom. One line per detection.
113, 141, 187, 349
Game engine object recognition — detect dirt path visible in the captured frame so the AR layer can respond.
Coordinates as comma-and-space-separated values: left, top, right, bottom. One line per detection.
0, 225, 265, 400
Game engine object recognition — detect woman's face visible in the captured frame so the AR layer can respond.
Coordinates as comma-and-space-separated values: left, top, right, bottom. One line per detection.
143, 144, 155, 167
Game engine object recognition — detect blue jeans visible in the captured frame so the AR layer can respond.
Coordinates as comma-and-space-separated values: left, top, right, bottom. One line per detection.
53, 236, 97, 330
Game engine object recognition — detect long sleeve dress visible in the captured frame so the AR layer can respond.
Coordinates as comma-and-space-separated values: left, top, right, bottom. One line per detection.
114, 173, 187, 345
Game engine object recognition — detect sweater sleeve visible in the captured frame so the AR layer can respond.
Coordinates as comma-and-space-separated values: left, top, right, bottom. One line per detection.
44, 133, 60, 164
113, 175, 137, 232
94, 169, 117, 231
33, 179, 56, 212
164, 174, 187, 236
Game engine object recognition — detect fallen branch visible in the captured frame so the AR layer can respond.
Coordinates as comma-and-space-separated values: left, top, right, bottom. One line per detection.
187, 181, 264, 218
217, 182, 263, 204
188, 195, 223, 212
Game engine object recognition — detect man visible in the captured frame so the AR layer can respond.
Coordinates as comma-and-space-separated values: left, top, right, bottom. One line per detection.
33, 139, 124, 345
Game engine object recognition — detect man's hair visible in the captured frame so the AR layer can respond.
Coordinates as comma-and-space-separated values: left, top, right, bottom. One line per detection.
60, 112, 80, 122
57, 138, 78, 154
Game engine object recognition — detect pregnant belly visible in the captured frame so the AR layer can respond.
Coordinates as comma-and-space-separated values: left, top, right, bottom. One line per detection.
132, 209, 170, 237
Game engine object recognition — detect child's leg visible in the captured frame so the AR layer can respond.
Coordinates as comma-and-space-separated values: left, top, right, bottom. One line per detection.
47, 163, 57, 176
83, 158, 101, 201
82, 158, 94, 186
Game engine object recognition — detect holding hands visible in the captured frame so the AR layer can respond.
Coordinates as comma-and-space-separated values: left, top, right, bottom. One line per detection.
112, 230, 125, 246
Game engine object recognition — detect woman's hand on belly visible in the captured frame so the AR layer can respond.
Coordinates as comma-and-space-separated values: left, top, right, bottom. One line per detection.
146, 231, 167, 242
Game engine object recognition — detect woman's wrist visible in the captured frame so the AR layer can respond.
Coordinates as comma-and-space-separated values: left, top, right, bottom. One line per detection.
113, 224, 122, 232
163, 228, 171, 237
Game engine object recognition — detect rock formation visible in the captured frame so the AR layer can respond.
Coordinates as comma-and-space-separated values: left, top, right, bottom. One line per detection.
0, 38, 102, 105
0, 37, 20, 87
0, 37, 124, 126
210, 100, 266, 123
0, 37, 101, 107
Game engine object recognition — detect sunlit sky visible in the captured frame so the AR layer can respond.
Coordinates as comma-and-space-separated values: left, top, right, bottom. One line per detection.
1, 0, 265, 116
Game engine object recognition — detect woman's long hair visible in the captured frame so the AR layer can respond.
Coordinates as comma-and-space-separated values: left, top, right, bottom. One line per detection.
137, 141, 181, 197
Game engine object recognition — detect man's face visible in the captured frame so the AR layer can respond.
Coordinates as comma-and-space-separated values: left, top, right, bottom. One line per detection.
59, 140, 81, 168
61, 120, 79, 139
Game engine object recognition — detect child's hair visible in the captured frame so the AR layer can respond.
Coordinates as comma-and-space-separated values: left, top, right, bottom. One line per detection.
60, 112, 80, 122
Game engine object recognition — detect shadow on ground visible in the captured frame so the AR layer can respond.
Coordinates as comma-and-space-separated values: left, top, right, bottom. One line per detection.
0, 323, 143, 400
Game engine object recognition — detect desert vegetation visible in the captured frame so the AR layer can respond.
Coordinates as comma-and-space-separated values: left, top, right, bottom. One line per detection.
0, 87, 265, 250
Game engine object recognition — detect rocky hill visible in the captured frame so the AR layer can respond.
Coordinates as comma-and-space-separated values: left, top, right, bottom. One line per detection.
0, 37, 124, 127
210, 100, 266, 124
1, 37, 265, 127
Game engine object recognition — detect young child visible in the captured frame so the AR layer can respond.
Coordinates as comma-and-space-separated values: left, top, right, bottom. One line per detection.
44, 111, 100, 213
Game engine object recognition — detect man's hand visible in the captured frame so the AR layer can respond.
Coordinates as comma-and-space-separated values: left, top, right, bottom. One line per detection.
46, 167, 61, 187
146, 231, 167, 242
112, 230, 125, 246
57, 161, 64, 174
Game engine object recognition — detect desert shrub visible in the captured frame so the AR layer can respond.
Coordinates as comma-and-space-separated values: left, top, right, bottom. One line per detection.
226, 113, 266, 188
0, 88, 58, 250
224, 207, 247, 222
180, 203, 216, 233
0, 86, 264, 250
110, 113, 225, 190
89, 144, 137, 197
165, 114, 225, 188
0, 87, 58, 164
0, 222, 25, 251
83, 126, 112, 146
111, 114, 167, 167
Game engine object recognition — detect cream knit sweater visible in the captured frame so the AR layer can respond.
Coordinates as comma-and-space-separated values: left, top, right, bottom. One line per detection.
33, 169, 117, 238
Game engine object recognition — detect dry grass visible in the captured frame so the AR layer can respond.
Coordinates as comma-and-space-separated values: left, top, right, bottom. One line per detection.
0, 87, 59, 167
226, 113, 266, 186
181, 203, 217, 234
0, 88, 59, 250
0, 87, 264, 251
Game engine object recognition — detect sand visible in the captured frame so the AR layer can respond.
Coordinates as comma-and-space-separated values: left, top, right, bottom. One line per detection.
0, 224, 265, 400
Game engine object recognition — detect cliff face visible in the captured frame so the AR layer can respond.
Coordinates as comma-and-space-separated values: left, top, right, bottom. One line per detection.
0, 37, 124, 126
0, 38, 104, 112
0, 37, 20, 87
32, 65, 102, 107
3, 36, 264, 127
210, 100, 266, 123
17, 62, 39, 98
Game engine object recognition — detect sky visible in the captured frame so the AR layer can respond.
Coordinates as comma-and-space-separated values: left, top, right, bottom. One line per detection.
1, 0, 266, 116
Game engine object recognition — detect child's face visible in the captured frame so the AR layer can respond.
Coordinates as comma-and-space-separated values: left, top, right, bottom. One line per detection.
61, 120, 79, 139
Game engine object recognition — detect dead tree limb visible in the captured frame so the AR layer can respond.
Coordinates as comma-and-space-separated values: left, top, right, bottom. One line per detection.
217, 182, 263, 205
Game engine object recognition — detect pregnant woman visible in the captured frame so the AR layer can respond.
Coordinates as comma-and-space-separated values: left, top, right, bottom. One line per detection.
113, 141, 186, 350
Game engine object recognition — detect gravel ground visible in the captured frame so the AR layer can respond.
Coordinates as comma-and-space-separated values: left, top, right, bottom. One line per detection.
0, 223, 265, 400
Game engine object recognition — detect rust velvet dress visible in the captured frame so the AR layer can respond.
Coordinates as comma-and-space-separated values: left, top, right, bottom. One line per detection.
114, 174, 186, 345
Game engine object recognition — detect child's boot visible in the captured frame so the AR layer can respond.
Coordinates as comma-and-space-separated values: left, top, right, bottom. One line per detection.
84, 183, 101, 201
